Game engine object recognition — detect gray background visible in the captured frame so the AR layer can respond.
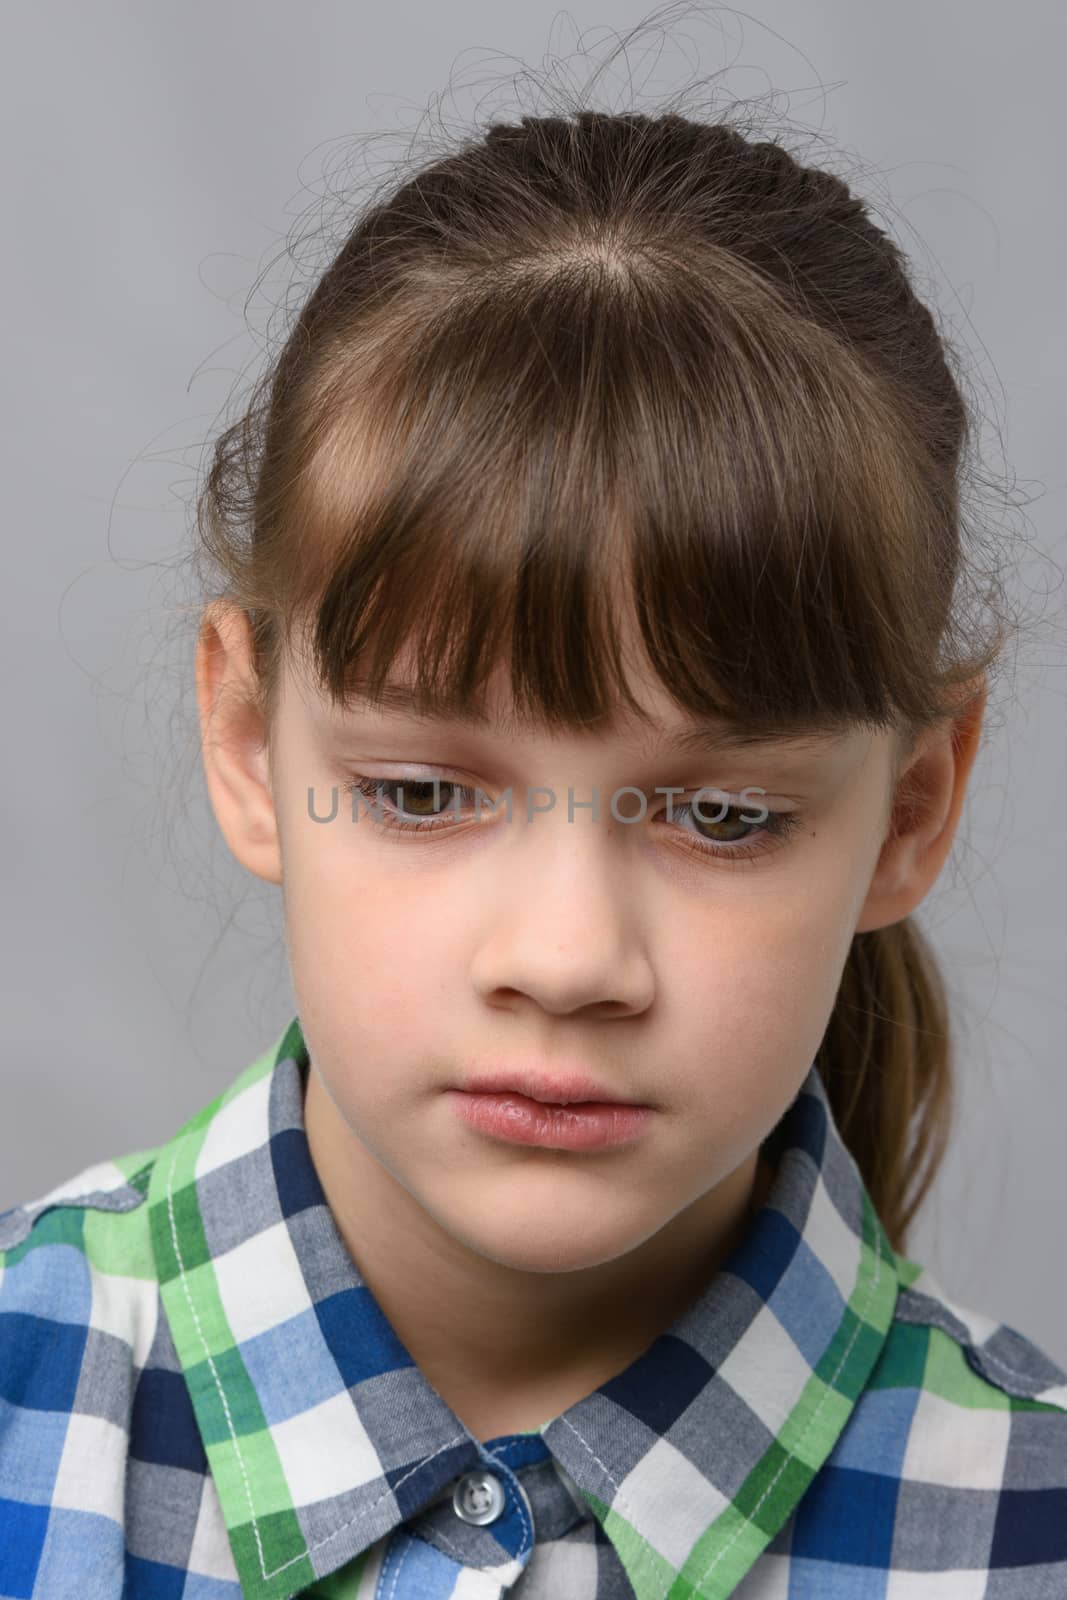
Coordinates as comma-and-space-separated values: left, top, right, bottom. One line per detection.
1, 2, 1064, 1364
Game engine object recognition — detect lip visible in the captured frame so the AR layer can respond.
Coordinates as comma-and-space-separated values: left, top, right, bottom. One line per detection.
448, 1091, 654, 1151
457, 1068, 646, 1107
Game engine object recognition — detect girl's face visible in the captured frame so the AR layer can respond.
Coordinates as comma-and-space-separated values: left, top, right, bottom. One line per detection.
262, 631, 899, 1278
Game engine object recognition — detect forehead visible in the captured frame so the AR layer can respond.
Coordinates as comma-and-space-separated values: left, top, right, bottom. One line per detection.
353, 682, 845, 755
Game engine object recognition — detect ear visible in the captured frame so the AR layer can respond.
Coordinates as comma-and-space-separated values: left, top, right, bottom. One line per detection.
195, 600, 283, 886
854, 676, 988, 933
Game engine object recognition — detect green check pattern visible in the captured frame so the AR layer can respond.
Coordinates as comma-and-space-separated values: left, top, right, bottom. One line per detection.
1, 1016, 1066, 1598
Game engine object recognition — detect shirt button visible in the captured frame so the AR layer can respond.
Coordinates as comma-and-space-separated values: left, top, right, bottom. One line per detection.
452, 1469, 507, 1526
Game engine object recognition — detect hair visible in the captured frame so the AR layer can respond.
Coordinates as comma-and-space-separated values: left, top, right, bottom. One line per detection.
192, 89, 1018, 1259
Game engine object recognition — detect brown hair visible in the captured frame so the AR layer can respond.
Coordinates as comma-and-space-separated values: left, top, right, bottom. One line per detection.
194, 100, 1016, 1258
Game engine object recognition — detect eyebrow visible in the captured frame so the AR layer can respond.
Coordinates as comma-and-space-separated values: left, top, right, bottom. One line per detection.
340, 682, 851, 757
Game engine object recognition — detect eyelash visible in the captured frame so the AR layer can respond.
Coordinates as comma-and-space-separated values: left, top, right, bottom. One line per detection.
339, 775, 804, 865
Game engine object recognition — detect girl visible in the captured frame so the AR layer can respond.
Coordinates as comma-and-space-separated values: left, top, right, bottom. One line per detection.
2, 94, 1065, 1600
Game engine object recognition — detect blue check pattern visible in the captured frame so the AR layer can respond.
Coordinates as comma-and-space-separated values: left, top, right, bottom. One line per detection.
1, 1015, 1066, 1598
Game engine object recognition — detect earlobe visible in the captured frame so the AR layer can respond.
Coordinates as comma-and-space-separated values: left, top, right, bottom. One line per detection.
854, 678, 988, 934
195, 601, 284, 887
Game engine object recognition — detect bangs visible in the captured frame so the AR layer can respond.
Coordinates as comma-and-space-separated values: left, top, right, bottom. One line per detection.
266, 252, 958, 743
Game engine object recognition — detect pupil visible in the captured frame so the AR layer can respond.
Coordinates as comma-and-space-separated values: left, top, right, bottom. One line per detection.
694, 803, 747, 842
399, 780, 450, 816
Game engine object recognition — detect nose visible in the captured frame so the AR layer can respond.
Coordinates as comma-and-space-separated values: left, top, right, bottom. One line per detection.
468, 814, 656, 1018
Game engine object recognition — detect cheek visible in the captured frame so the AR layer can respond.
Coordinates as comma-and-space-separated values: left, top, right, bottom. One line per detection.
657, 873, 860, 1126
281, 837, 467, 1063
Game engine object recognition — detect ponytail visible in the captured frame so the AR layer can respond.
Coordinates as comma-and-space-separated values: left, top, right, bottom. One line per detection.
817, 918, 953, 1258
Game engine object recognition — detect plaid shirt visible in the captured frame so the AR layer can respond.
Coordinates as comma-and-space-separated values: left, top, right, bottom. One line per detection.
2, 1018, 1066, 1599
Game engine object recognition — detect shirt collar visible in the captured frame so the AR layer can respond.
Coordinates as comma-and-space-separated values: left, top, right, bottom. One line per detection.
147, 1017, 900, 1600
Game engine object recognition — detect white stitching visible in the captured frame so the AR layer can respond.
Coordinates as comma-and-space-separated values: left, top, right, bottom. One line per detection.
556, 1196, 886, 1600
165, 1151, 471, 1583
693, 1220, 883, 1593
381, 1526, 414, 1598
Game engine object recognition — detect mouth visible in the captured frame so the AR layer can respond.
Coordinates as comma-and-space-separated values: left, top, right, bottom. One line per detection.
448, 1089, 655, 1151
